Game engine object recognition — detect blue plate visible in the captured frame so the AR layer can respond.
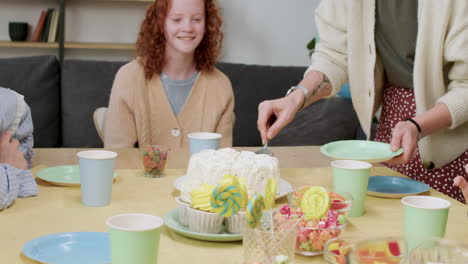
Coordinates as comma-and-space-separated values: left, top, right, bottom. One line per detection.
367, 176, 430, 198
22, 232, 110, 264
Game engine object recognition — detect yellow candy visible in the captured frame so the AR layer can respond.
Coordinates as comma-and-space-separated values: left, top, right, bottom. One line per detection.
301, 186, 330, 220
191, 183, 216, 212
210, 184, 242, 217
328, 242, 340, 252
245, 194, 265, 228
264, 178, 278, 209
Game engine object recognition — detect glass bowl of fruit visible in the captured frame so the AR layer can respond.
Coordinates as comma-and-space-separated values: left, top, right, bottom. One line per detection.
284, 186, 353, 256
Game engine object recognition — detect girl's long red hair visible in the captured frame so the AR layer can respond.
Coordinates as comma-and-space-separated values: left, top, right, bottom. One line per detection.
136, 0, 223, 80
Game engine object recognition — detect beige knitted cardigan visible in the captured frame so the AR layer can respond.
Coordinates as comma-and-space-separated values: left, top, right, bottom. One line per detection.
104, 60, 234, 150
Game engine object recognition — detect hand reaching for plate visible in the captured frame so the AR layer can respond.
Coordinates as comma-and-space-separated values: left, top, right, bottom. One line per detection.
386, 120, 419, 165
453, 164, 468, 203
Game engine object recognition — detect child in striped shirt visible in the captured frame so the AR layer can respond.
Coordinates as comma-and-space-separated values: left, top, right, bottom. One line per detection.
0, 87, 37, 210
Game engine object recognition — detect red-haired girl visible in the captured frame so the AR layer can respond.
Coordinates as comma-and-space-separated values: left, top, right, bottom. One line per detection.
105, 0, 234, 150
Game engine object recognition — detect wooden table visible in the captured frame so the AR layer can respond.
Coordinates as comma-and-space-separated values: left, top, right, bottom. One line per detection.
2, 147, 467, 264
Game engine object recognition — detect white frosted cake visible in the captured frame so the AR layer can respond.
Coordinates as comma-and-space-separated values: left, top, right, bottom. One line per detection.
182, 148, 280, 202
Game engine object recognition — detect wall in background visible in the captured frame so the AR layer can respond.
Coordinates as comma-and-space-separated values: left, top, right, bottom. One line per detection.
0, 0, 319, 66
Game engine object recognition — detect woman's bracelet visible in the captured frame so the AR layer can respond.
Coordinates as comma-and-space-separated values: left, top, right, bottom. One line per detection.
406, 118, 423, 141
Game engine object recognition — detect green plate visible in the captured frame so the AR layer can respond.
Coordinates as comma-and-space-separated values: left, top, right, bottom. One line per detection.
163, 208, 242, 242
320, 140, 403, 163
36, 165, 117, 187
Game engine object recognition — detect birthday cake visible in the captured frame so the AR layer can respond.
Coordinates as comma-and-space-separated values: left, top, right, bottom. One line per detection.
182, 148, 280, 202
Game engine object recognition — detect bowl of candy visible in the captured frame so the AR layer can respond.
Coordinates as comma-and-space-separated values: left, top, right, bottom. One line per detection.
346, 237, 407, 264
324, 237, 356, 264
141, 145, 170, 178
284, 186, 353, 256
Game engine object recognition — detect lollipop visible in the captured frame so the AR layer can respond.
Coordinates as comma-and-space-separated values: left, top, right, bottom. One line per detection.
210, 184, 242, 217
245, 194, 265, 228
221, 174, 248, 208
264, 178, 278, 209
238, 178, 248, 208
301, 186, 330, 220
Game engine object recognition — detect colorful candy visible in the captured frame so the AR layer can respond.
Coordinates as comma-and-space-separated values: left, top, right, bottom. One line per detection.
245, 194, 265, 228
276, 204, 346, 255
264, 178, 278, 209
301, 186, 330, 220
210, 183, 242, 217
142, 145, 169, 176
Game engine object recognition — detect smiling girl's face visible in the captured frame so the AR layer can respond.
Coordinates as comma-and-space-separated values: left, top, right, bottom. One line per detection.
164, 0, 206, 58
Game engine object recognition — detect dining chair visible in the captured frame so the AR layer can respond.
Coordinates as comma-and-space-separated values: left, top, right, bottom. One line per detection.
93, 107, 107, 143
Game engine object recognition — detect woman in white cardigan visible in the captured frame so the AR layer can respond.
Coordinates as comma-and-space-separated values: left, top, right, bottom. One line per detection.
257, 0, 468, 202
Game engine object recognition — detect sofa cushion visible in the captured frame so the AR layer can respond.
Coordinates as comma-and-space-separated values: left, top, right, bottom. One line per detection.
62, 60, 126, 147
269, 96, 360, 146
217, 62, 360, 146
217, 62, 308, 146
0, 56, 61, 147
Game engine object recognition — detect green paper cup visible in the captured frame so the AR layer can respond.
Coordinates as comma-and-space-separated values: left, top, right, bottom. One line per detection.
331, 160, 372, 217
401, 196, 451, 251
106, 213, 164, 264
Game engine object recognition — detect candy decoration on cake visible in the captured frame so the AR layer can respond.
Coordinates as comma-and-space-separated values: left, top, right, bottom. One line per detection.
301, 186, 330, 220
210, 183, 242, 217
238, 178, 249, 208
191, 183, 216, 212
245, 194, 265, 228
264, 178, 278, 209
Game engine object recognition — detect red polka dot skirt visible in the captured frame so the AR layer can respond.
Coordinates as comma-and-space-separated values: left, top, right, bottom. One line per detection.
374, 84, 468, 203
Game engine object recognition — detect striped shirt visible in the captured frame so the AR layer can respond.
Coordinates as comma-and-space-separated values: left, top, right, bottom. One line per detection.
0, 88, 37, 211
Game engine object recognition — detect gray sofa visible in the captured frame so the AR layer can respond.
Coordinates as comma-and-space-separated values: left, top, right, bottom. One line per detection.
0, 56, 361, 148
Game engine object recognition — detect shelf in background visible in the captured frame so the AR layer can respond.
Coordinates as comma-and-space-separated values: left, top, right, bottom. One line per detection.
0, 41, 135, 50
64, 42, 135, 50
0, 41, 59, 49
68, 0, 153, 2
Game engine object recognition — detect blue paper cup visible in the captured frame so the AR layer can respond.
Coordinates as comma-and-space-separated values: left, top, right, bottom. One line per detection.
77, 150, 118, 207
187, 132, 222, 156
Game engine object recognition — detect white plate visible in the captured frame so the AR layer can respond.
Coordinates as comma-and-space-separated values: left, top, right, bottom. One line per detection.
173, 176, 292, 199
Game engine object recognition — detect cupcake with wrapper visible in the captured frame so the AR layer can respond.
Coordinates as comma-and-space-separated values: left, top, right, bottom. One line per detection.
177, 174, 246, 234
223, 174, 249, 234
283, 186, 352, 256
185, 182, 224, 234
